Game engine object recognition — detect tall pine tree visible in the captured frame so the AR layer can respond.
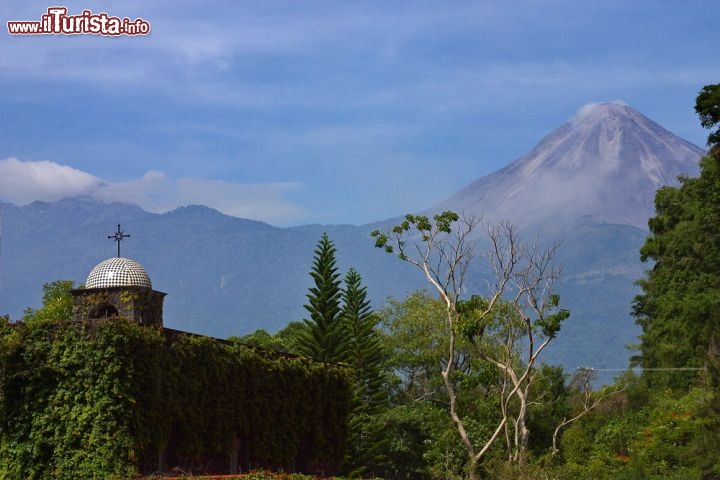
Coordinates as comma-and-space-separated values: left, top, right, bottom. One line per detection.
341, 268, 389, 476
296, 238, 392, 475
297, 233, 346, 363
342, 268, 386, 411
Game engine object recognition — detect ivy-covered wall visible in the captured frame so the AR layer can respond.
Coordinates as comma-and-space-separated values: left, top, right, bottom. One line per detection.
0, 318, 352, 479
71, 287, 166, 326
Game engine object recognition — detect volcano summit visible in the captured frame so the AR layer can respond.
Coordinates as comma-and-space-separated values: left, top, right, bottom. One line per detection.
435, 103, 704, 231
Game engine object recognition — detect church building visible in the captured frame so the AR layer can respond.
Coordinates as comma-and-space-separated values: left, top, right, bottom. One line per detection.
72, 256, 166, 326
0, 225, 352, 478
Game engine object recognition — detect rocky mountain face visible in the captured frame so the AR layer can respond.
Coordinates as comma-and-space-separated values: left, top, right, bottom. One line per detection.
0, 104, 705, 377
435, 103, 703, 231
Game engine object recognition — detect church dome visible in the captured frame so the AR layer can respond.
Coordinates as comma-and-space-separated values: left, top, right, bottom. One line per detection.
86, 257, 152, 289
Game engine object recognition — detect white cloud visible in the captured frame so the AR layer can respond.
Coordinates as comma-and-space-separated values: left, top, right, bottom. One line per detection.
0, 157, 103, 203
0, 158, 305, 225
572, 100, 629, 121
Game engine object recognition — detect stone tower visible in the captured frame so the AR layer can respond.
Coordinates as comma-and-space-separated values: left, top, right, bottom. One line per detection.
72, 257, 166, 326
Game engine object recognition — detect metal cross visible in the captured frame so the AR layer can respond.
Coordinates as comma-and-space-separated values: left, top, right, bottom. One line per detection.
108, 224, 130, 257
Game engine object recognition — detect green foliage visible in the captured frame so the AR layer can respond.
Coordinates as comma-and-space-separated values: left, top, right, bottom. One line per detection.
373, 402, 463, 480
380, 291, 450, 403
379, 292, 515, 478
297, 233, 346, 363
695, 83, 720, 149
633, 84, 720, 389
235, 323, 309, 355
379, 292, 465, 477
342, 269, 386, 413
633, 122, 720, 389
555, 386, 720, 479
582, 86, 720, 479
274, 321, 308, 353
340, 268, 390, 476
22, 280, 75, 325
526, 364, 568, 452
0, 319, 158, 479
370, 211, 460, 258
0, 318, 353, 479
561, 86, 720, 478
374, 207, 569, 475
233, 328, 296, 352
534, 294, 570, 339
294, 237, 396, 477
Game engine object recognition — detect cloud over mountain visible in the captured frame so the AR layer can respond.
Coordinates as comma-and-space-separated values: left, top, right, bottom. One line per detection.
0, 158, 102, 203
0, 158, 305, 225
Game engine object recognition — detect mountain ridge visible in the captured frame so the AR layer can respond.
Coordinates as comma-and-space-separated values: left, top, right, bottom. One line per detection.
0, 104, 706, 374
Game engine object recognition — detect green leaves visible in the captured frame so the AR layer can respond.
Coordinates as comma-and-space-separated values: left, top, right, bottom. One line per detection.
534, 308, 570, 339
0, 317, 353, 478
528, 293, 570, 338
0, 320, 149, 479
371, 211, 461, 256
457, 295, 490, 341
22, 280, 75, 325
341, 269, 389, 475
370, 229, 394, 253
297, 233, 346, 363
559, 385, 720, 479
695, 83, 720, 148
634, 118, 720, 388
434, 211, 459, 233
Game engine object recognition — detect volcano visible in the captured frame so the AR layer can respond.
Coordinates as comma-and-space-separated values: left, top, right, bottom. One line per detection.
435, 102, 704, 231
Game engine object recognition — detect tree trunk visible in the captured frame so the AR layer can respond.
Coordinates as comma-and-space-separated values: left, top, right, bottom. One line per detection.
514, 390, 530, 465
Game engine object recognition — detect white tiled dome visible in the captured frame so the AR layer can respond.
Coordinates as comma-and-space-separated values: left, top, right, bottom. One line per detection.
86, 257, 152, 289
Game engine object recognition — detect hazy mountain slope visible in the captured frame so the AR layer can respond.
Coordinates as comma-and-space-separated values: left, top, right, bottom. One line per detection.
435, 103, 703, 231
0, 199, 421, 337
543, 218, 648, 370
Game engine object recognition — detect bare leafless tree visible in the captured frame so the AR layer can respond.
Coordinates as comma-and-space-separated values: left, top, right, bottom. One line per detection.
372, 211, 569, 478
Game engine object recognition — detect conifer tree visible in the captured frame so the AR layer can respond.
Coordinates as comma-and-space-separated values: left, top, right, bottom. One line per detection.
341, 268, 389, 476
297, 233, 345, 363
342, 268, 386, 411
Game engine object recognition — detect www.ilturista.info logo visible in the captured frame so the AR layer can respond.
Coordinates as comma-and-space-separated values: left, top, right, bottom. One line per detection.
7, 7, 150, 36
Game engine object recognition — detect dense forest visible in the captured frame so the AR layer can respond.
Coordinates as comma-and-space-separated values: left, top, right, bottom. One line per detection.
2, 85, 719, 479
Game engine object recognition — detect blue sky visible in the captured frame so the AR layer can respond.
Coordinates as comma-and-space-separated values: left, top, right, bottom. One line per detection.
1, 1, 718, 226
